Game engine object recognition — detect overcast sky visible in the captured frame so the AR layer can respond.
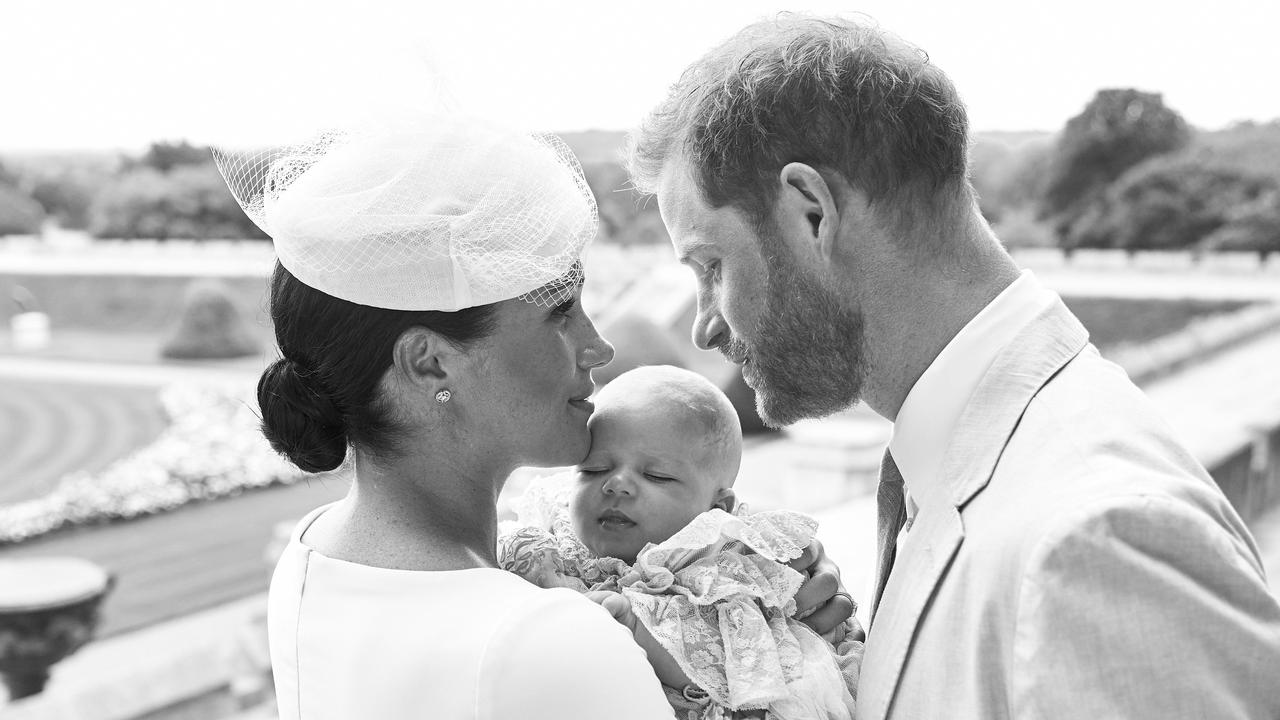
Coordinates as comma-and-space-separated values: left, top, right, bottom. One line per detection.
3, 0, 1277, 152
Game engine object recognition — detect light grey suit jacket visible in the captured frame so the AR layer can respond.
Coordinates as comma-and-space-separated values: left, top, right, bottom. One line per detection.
856, 299, 1280, 719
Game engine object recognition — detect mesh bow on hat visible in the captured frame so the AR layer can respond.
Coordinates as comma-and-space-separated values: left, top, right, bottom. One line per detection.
213, 114, 596, 311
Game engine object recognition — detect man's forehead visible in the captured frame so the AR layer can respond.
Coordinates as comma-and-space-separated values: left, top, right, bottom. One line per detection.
655, 167, 711, 260
654, 148, 699, 209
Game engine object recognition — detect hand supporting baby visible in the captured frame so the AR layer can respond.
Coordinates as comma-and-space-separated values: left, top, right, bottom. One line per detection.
789, 539, 863, 645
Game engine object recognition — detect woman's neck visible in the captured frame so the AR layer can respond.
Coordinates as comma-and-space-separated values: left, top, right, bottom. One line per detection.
309, 449, 511, 571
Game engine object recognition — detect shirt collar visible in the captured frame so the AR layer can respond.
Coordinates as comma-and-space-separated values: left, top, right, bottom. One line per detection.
888, 270, 1057, 517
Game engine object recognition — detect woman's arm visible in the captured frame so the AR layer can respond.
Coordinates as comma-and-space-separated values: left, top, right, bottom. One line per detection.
587, 591, 692, 689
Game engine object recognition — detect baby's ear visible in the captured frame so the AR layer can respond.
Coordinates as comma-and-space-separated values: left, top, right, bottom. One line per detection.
712, 488, 736, 514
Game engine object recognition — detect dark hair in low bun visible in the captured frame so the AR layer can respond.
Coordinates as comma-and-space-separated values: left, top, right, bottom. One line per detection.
258, 358, 349, 473
258, 262, 498, 472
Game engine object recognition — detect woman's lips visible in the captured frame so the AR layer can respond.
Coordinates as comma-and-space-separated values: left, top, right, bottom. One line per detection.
568, 398, 595, 413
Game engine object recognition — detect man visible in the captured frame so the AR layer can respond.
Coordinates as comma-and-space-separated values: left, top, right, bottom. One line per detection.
629, 14, 1280, 719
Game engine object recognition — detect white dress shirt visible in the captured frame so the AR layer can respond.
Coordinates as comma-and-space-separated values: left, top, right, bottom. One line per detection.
889, 271, 1058, 534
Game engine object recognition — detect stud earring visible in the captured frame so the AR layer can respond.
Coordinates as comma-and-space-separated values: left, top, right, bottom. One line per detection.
435, 389, 452, 404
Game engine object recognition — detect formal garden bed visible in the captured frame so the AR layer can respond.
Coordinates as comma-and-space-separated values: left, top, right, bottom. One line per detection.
0, 383, 299, 545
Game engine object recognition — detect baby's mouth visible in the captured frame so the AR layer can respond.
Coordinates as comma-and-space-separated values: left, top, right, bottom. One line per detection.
597, 508, 636, 529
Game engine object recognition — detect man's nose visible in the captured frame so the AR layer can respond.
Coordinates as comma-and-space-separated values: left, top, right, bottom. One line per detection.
692, 297, 729, 351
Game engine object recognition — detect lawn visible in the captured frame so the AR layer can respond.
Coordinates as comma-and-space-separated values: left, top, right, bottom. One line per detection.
1060, 296, 1254, 350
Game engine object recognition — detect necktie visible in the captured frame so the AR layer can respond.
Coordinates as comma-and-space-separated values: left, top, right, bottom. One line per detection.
870, 449, 907, 623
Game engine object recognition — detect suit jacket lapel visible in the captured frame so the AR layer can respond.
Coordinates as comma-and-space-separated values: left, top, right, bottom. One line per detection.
858, 299, 1090, 720
944, 299, 1090, 510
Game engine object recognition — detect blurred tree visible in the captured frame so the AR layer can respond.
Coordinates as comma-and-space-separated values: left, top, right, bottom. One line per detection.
30, 173, 94, 229
582, 161, 632, 240
0, 183, 46, 235
1201, 189, 1280, 260
581, 160, 666, 246
0, 160, 20, 188
89, 164, 267, 240
88, 167, 168, 239
139, 140, 212, 173
992, 207, 1057, 250
970, 138, 1053, 224
968, 140, 1012, 222
1062, 154, 1275, 252
1041, 89, 1191, 239
1194, 120, 1280, 184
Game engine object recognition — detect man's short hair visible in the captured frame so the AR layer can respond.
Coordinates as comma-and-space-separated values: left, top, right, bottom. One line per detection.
628, 14, 972, 234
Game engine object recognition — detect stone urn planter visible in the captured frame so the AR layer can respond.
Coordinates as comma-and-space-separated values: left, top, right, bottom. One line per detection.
0, 557, 113, 701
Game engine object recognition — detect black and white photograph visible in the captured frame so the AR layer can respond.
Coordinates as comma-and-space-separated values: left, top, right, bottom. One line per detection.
1, 1, 1278, 718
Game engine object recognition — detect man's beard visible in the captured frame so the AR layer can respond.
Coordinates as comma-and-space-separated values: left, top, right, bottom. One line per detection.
724, 232, 866, 427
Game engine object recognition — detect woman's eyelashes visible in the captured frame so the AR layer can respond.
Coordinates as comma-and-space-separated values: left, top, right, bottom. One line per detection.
552, 296, 577, 317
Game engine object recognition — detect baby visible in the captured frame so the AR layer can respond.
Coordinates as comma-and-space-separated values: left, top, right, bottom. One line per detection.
499, 365, 861, 720
570, 363, 742, 564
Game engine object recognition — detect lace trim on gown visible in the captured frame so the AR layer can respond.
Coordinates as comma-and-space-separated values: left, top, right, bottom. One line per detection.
498, 473, 863, 720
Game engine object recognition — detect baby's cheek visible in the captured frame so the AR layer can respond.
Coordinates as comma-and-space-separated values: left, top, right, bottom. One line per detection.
652, 507, 703, 544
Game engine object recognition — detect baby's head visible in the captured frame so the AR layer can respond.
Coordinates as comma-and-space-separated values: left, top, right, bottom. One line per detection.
569, 365, 742, 562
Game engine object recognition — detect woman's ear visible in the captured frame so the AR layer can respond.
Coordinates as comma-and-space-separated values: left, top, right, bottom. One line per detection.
390, 326, 454, 396
712, 487, 737, 514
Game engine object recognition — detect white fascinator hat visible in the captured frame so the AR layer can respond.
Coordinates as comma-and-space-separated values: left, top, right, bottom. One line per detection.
213, 112, 596, 311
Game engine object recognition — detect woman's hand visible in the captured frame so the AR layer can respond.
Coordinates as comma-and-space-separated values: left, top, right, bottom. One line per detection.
586, 591, 694, 690
789, 539, 864, 644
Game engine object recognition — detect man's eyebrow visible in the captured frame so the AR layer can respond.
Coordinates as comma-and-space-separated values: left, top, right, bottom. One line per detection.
676, 238, 715, 265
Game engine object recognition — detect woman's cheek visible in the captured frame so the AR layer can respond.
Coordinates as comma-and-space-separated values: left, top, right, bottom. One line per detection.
567, 488, 591, 535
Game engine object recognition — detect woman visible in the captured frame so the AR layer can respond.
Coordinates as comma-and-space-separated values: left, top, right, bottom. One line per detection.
217, 114, 851, 719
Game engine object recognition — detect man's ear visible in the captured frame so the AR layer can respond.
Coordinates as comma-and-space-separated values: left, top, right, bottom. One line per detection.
777, 162, 840, 263
777, 163, 871, 267
390, 326, 456, 397
712, 487, 737, 514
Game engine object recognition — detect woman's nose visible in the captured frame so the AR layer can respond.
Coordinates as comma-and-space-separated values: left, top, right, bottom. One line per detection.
579, 316, 615, 370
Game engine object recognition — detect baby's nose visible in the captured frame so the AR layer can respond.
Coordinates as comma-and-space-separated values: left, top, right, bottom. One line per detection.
601, 473, 634, 496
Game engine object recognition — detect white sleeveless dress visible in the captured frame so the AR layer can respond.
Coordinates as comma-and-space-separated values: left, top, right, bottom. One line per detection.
268, 503, 674, 720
